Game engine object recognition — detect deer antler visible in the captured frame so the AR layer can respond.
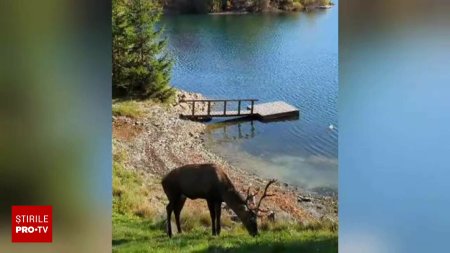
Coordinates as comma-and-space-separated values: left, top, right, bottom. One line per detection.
245, 184, 259, 208
254, 179, 277, 213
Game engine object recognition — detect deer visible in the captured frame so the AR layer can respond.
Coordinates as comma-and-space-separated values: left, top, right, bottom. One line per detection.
161, 163, 276, 237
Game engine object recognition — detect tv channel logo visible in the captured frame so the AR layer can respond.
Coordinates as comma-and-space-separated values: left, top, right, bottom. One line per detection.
12, 205, 52, 243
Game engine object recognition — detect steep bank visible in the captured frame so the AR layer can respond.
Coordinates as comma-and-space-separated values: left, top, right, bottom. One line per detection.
113, 89, 337, 227
164, 0, 334, 14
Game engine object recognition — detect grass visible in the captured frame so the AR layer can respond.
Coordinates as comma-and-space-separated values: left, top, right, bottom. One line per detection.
113, 148, 156, 218
113, 100, 143, 118
113, 213, 337, 253
112, 96, 177, 119
112, 142, 337, 253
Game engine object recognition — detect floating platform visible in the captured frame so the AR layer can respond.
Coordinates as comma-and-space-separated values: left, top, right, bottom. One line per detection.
250, 101, 300, 121
179, 99, 299, 122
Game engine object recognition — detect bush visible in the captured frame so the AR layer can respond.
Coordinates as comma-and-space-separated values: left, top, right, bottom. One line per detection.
300, 0, 332, 7
209, 0, 223, 12
292, 2, 304, 11
319, 0, 332, 5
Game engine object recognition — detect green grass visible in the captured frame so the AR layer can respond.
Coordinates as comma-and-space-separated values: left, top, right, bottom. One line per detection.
113, 213, 337, 253
113, 100, 143, 118
113, 148, 157, 219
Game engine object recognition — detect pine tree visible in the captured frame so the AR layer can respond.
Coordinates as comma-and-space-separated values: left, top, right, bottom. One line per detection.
112, 0, 174, 101
112, 0, 128, 96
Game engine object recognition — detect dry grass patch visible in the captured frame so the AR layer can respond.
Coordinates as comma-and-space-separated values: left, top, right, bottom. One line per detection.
113, 100, 143, 118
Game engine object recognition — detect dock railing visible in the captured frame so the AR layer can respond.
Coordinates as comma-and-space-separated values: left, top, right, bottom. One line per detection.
180, 99, 258, 119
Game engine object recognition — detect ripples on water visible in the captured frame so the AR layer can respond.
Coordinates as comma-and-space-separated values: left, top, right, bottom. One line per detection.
163, 7, 338, 194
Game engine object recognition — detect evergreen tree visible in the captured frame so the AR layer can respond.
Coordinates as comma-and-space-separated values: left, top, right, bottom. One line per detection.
112, 0, 128, 96
113, 0, 174, 101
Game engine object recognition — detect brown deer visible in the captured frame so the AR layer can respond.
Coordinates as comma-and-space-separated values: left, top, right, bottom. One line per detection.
161, 163, 276, 237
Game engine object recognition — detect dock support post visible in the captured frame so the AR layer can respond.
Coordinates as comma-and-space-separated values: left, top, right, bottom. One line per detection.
238, 101, 241, 115
250, 100, 254, 115
207, 101, 211, 116
224, 101, 227, 115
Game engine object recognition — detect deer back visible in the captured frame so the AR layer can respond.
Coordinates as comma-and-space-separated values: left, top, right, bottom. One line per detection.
162, 164, 232, 200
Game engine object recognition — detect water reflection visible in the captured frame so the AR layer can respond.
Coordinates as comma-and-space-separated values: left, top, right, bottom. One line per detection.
206, 115, 300, 143
206, 118, 257, 143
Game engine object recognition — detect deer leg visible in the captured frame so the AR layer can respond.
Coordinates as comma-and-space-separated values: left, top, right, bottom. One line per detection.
215, 202, 222, 235
207, 200, 216, 236
166, 202, 173, 237
174, 196, 186, 234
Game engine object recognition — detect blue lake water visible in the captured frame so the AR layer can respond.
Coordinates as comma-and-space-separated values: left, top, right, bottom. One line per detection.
162, 6, 338, 193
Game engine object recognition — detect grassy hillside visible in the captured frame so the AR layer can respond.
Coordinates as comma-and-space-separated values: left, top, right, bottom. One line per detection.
112, 140, 337, 253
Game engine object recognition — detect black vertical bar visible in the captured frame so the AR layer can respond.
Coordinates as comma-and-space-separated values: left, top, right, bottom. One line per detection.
224, 101, 227, 115
250, 120, 255, 138
192, 101, 195, 116
238, 100, 241, 115
250, 100, 254, 115
207, 101, 211, 116
238, 123, 242, 139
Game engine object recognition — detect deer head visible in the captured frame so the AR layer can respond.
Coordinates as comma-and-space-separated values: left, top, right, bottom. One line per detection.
242, 179, 277, 235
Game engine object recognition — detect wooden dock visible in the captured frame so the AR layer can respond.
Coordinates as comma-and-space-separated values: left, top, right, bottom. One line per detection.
250, 101, 300, 121
180, 99, 299, 121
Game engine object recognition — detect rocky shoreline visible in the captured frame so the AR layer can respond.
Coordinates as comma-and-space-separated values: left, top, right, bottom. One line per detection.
113, 89, 337, 226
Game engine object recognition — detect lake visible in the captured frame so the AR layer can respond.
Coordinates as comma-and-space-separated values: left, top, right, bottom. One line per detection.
162, 5, 338, 194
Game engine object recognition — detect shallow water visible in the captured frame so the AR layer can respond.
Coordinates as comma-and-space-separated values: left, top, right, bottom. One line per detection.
162, 5, 338, 193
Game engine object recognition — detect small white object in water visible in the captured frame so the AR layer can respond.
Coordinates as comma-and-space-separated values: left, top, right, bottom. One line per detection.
329, 124, 334, 130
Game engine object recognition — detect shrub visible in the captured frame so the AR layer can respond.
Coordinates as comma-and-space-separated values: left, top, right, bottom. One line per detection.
300, 0, 332, 7
319, 0, 332, 6
292, 2, 304, 11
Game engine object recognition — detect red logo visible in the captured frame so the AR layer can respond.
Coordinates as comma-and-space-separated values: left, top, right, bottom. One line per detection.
11, 206, 52, 243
